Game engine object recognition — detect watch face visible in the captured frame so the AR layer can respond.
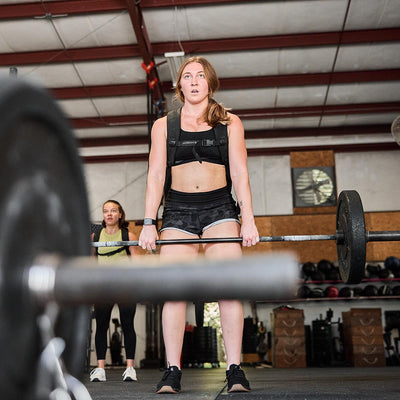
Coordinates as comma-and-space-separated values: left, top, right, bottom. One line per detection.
292, 167, 336, 207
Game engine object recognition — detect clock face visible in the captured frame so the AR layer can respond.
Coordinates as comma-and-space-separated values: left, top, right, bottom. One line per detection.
293, 167, 336, 207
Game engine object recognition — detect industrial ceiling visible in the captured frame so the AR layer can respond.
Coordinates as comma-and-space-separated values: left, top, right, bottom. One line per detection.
1, 0, 399, 163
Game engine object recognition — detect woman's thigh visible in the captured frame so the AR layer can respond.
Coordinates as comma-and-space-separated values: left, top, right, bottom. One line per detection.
202, 220, 242, 259
160, 228, 200, 258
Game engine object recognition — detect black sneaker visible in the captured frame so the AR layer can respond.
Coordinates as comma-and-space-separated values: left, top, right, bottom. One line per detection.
226, 364, 251, 393
156, 366, 182, 394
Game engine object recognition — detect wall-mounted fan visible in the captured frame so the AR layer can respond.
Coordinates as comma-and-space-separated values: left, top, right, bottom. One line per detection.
391, 116, 400, 146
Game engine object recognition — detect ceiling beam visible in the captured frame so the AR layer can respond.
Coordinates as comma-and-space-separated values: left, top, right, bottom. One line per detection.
82, 142, 399, 164
50, 70, 400, 99
247, 143, 399, 157
2, 28, 399, 66
79, 136, 149, 147
153, 27, 400, 53
78, 124, 392, 148
124, 0, 163, 105
0, 0, 126, 19
52, 83, 148, 98
70, 103, 398, 128
219, 70, 400, 90
235, 102, 400, 119
72, 114, 148, 128
0, 0, 244, 20
140, 0, 244, 6
244, 124, 392, 139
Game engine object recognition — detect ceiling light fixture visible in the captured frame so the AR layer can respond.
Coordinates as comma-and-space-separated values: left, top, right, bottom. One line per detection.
164, 51, 185, 87
33, 13, 68, 20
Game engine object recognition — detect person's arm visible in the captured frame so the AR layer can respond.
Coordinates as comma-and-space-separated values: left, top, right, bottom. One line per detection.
138, 117, 167, 250
227, 113, 259, 247
90, 232, 96, 257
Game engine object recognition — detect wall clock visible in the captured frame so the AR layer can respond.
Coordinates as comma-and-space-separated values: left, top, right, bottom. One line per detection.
292, 166, 336, 207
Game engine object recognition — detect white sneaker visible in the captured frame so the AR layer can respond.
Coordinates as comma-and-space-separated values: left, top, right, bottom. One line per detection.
122, 366, 137, 381
90, 367, 106, 382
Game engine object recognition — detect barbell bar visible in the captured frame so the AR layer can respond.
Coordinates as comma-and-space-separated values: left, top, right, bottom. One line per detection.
93, 234, 338, 246
93, 191, 400, 286
366, 231, 400, 241
92, 231, 400, 247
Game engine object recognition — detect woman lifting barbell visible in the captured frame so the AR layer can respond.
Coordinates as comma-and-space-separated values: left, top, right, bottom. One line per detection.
139, 56, 259, 394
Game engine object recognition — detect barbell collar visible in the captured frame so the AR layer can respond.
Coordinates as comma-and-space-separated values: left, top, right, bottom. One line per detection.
26, 253, 299, 304
335, 231, 345, 244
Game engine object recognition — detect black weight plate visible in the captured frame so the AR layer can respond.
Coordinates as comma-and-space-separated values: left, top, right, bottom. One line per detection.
0, 78, 91, 399
336, 190, 366, 284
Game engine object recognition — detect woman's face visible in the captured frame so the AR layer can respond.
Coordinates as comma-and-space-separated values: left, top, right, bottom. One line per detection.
103, 202, 121, 226
179, 62, 209, 104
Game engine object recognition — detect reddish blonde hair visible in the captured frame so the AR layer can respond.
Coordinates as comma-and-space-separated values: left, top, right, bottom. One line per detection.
175, 56, 231, 126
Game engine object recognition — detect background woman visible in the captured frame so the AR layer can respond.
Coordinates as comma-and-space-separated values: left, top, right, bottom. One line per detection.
90, 200, 139, 383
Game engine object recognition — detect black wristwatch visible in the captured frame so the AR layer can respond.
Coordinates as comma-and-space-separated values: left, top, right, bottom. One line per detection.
143, 218, 157, 226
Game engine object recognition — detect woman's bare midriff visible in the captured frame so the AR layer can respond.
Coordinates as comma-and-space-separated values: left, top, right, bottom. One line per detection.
171, 161, 227, 192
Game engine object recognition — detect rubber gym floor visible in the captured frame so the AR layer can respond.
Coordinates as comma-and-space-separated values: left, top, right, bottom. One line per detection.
84, 366, 400, 399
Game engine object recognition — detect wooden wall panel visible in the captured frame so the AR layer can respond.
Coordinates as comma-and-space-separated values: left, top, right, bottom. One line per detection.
290, 150, 334, 168
242, 214, 337, 262
293, 206, 337, 215
365, 212, 400, 260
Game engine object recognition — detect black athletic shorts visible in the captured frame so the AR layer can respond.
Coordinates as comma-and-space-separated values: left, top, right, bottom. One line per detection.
160, 186, 240, 236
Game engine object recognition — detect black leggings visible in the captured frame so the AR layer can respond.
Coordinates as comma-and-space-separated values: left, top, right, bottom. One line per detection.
94, 303, 137, 360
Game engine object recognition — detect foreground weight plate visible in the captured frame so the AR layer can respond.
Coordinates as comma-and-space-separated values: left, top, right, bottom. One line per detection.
0, 78, 91, 399
336, 190, 366, 284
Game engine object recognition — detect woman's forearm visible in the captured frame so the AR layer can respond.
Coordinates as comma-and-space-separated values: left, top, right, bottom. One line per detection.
143, 173, 165, 219
232, 171, 255, 222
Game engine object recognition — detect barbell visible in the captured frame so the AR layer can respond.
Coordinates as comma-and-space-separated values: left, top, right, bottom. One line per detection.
93, 189, 400, 285
0, 78, 299, 399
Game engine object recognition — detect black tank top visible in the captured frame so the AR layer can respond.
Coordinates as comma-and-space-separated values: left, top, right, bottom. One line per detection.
172, 128, 224, 166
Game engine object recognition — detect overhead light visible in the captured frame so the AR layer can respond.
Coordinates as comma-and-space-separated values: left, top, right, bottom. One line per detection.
164, 51, 185, 87
33, 13, 68, 19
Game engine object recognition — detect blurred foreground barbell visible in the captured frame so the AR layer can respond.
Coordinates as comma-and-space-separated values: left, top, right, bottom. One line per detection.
0, 78, 298, 399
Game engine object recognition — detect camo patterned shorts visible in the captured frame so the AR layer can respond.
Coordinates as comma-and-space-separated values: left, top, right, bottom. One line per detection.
160, 186, 240, 236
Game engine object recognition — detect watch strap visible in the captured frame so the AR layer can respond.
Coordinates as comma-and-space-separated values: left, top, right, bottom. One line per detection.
143, 218, 157, 226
